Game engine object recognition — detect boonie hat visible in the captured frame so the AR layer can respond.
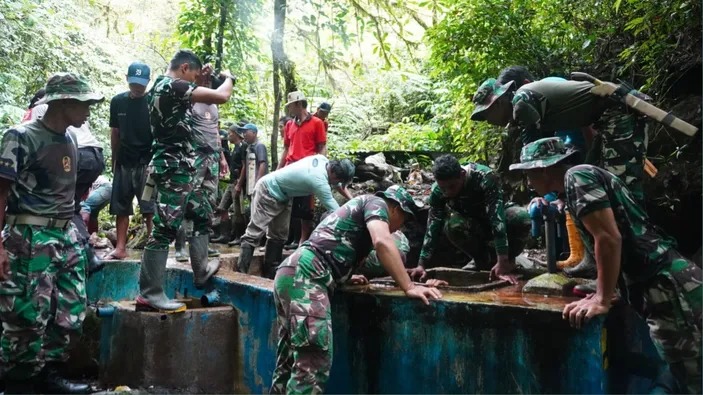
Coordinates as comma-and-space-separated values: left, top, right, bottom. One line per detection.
375, 185, 422, 217
470, 78, 514, 121
509, 137, 579, 171
37, 72, 104, 105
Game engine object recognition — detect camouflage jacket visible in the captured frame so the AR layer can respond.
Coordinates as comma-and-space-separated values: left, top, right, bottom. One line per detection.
419, 163, 508, 263
147, 75, 197, 168
565, 164, 676, 284
304, 195, 390, 283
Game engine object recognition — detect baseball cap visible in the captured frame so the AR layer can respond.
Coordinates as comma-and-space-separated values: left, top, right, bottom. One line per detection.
336, 159, 355, 184
236, 123, 258, 134
127, 62, 151, 87
37, 72, 104, 105
509, 137, 579, 171
285, 91, 306, 106
375, 185, 422, 217
470, 78, 515, 121
318, 102, 332, 112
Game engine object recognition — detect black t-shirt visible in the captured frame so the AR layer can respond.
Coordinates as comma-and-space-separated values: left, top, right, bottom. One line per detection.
229, 143, 247, 179
109, 92, 153, 166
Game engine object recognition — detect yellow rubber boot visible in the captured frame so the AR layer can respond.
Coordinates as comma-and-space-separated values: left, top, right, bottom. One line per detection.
557, 212, 584, 269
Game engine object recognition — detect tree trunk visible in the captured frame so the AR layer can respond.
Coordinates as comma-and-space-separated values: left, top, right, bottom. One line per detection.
271, 0, 297, 169
215, 0, 227, 71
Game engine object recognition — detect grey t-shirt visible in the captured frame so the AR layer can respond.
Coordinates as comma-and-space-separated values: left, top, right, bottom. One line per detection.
246, 141, 268, 175
0, 120, 77, 219
191, 103, 220, 153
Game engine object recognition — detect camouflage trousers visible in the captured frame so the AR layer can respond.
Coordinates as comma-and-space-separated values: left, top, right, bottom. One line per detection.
594, 109, 648, 204
360, 230, 410, 279
0, 223, 87, 380
445, 206, 531, 270
271, 247, 334, 395
641, 254, 702, 394
146, 153, 218, 250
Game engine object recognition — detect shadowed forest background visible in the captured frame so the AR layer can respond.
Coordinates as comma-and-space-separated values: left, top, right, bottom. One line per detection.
0, 0, 701, 256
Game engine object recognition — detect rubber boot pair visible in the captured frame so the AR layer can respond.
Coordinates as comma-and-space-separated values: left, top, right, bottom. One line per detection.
136, 249, 186, 312
263, 240, 285, 279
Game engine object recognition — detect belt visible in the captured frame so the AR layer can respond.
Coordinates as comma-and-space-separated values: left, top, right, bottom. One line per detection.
6, 214, 70, 229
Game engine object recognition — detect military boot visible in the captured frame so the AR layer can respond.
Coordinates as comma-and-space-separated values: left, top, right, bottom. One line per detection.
39, 363, 91, 394
263, 239, 285, 279
238, 243, 255, 274
564, 249, 597, 279
189, 235, 221, 289
136, 249, 186, 312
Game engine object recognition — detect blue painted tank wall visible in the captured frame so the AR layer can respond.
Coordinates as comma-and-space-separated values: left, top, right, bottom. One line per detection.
88, 262, 663, 394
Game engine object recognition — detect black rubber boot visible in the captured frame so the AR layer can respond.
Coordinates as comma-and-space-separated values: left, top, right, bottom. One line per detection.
263, 240, 285, 279
564, 249, 597, 279
174, 226, 189, 262
39, 363, 91, 394
85, 246, 104, 276
3, 379, 36, 394
211, 220, 232, 244
238, 243, 255, 274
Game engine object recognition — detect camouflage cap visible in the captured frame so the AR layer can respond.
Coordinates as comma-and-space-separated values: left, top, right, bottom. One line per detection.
470, 78, 514, 121
509, 137, 579, 171
37, 72, 104, 105
375, 185, 422, 217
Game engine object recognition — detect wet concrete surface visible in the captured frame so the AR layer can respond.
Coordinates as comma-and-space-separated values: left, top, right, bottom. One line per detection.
95, 247, 575, 312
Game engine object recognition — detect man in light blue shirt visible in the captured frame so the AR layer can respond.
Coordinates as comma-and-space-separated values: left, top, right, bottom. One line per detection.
238, 155, 355, 278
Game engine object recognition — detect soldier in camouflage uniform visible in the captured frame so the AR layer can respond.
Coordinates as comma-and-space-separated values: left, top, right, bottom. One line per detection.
173, 73, 229, 263
360, 230, 411, 278
409, 155, 530, 284
471, 77, 649, 203
270, 186, 442, 394
137, 50, 235, 312
471, 77, 650, 278
0, 73, 103, 394
510, 137, 701, 394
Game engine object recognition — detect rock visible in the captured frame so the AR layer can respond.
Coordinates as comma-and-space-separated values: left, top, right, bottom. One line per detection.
522, 272, 592, 296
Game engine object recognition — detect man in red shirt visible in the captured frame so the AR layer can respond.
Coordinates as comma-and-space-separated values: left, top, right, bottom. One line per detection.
278, 92, 352, 244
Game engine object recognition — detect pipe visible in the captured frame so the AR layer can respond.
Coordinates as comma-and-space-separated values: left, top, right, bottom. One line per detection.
96, 305, 116, 318
201, 290, 221, 307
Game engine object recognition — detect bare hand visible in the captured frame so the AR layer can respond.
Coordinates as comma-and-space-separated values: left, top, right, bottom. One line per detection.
490, 255, 518, 284
404, 284, 442, 305
0, 248, 10, 281
562, 294, 610, 329
554, 198, 565, 213
349, 274, 368, 285
219, 71, 235, 81
407, 265, 427, 282
202, 64, 214, 76
425, 279, 448, 287
219, 160, 229, 178
529, 197, 549, 208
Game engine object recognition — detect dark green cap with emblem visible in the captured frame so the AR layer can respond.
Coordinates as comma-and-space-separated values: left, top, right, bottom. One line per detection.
375, 185, 422, 217
470, 78, 514, 121
509, 137, 579, 170
37, 72, 104, 105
